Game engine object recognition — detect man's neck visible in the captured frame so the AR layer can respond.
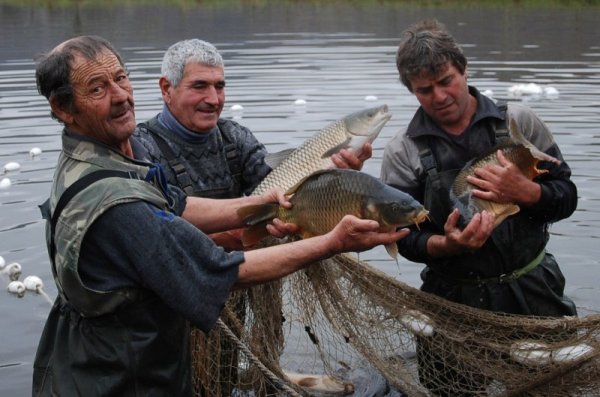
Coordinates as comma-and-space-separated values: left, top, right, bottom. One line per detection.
443, 95, 478, 136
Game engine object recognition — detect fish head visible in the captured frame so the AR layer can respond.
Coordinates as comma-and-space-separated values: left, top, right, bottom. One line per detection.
342, 104, 392, 149
365, 186, 428, 229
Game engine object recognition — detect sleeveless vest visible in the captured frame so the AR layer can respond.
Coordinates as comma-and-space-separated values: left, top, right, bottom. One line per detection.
33, 132, 193, 397
46, 132, 171, 317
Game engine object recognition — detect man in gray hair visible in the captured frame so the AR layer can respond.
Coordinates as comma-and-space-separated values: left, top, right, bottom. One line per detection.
135, 38, 371, 249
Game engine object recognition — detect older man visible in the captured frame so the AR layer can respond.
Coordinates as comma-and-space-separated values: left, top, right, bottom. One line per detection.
134, 38, 372, 249
32, 35, 407, 396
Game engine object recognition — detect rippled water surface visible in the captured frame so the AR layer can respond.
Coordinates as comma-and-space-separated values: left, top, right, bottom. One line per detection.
1, 2, 599, 395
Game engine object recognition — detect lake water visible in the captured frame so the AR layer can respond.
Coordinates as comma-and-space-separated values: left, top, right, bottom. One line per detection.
1, 2, 599, 395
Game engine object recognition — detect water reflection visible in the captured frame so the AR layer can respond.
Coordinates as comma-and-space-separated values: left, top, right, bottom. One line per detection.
1, 2, 599, 395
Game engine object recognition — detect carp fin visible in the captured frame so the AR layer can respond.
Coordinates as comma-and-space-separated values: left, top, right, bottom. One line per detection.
321, 138, 352, 158
237, 203, 280, 247
472, 197, 520, 228
508, 118, 561, 165
241, 221, 272, 248
385, 243, 399, 261
264, 148, 295, 169
237, 203, 279, 226
285, 169, 332, 195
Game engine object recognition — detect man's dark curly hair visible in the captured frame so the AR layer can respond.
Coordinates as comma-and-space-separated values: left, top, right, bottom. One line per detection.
396, 19, 467, 92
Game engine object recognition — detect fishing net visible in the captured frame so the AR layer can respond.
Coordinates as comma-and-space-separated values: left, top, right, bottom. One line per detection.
190, 251, 600, 396
189, 110, 599, 396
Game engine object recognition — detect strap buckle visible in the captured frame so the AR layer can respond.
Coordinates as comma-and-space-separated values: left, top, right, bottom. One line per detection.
498, 272, 518, 284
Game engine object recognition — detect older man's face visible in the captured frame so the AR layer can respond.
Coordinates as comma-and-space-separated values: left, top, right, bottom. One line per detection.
66, 50, 135, 145
161, 62, 225, 133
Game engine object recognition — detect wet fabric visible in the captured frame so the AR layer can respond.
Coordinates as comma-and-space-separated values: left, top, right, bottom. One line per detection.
381, 87, 577, 318
33, 131, 243, 396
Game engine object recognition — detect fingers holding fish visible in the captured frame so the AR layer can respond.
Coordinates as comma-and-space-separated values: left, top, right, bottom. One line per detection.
461, 210, 495, 247
328, 215, 410, 254
438, 209, 495, 256
260, 187, 292, 209
330, 142, 373, 171
468, 157, 541, 206
265, 218, 300, 239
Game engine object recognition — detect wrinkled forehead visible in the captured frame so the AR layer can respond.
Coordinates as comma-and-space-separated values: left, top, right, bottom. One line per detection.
70, 50, 124, 86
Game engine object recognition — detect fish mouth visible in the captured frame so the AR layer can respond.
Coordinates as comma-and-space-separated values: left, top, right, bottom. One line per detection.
391, 209, 430, 232
409, 209, 430, 230
348, 105, 392, 138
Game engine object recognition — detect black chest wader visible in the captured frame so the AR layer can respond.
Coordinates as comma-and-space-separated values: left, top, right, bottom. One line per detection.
33, 171, 193, 397
413, 109, 577, 397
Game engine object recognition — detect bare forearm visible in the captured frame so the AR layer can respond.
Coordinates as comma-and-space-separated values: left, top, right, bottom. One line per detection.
182, 195, 268, 234
234, 235, 338, 289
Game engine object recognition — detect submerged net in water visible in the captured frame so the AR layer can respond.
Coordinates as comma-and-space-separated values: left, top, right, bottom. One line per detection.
190, 252, 600, 396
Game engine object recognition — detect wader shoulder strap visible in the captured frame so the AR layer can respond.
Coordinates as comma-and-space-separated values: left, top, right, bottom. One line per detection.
415, 102, 508, 188
414, 136, 442, 191
217, 120, 243, 190
39, 170, 140, 279
146, 128, 195, 196
494, 103, 509, 144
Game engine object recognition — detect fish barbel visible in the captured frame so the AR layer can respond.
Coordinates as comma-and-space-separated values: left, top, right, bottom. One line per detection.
252, 105, 391, 196
240, 169, 429, 259
450, 118, 561, 227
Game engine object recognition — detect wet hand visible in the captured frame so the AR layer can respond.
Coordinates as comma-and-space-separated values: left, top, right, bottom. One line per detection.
265, 218, 300, 239
329, 215, 409, 254
262, 187, 292, 209
330, 142, 372, 171
468, 150, 538, 205
443, 208, 494, 253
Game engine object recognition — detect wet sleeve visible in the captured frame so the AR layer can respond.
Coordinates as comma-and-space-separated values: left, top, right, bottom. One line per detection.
526, 161, 577, 222
509, 104, 578, 222
79, 201, 243, 332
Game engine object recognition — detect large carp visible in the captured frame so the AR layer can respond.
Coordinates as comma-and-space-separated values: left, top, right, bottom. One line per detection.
450, 118, 561, 227
240, 169, 428, 259
252, 105, 391, 196
243, 105, 392, 395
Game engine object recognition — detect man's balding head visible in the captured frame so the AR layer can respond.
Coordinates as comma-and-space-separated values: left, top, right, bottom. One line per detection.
35, 36, 125, 122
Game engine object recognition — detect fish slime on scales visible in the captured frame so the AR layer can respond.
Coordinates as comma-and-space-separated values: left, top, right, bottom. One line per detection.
238, 169, 429, 260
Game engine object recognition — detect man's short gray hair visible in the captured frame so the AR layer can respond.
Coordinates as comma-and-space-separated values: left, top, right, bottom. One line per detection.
161, 39, 224, 87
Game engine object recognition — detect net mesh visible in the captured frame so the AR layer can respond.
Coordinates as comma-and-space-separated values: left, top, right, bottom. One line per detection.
190, 252, 600, 396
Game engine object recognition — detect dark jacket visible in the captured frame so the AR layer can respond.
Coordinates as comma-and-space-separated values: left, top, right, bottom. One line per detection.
381, 87, 577, 317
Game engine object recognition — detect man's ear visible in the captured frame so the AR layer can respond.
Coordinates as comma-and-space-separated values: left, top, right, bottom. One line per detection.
49, 96, 74, 124
159, 77, 172, 104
